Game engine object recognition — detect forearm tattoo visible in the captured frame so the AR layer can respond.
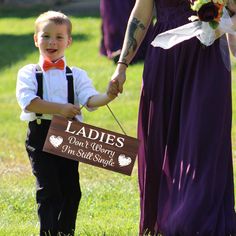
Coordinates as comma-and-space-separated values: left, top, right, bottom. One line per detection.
120, 17, 146, 63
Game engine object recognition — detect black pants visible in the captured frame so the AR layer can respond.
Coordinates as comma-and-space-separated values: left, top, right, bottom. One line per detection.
26, 120, 81, 236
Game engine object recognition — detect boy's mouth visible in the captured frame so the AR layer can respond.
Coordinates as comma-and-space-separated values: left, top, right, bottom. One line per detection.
47, 49, 57, 53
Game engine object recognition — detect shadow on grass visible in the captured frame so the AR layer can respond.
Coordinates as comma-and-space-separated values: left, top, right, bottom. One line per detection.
0, 4, 100, 19
0, 33, 89, 69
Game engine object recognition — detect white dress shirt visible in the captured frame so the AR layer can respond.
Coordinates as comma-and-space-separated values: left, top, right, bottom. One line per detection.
16, 56, 99, 122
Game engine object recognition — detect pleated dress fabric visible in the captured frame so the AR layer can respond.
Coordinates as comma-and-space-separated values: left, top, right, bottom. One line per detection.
138, 1, 236, 235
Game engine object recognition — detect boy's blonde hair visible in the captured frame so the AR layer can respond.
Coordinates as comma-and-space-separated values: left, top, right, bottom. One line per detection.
35, 11, 72, 36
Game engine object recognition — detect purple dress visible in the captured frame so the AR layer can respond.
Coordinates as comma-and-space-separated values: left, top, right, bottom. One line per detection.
100, 0, 152, 62
138, 0, 236, 235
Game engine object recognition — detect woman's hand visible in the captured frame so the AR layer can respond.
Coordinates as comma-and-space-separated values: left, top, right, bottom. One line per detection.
111, 64, 127, 94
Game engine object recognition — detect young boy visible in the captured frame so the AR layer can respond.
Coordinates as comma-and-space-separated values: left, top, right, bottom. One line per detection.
16, 11, 118, 236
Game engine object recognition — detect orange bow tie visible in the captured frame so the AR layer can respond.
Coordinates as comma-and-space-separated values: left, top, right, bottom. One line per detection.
43, 59, 65, 71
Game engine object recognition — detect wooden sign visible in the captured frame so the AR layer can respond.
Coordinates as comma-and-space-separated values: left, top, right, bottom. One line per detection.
43, 115, 139, 176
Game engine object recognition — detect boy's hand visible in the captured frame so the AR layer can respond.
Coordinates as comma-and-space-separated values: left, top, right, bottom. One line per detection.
60, 103, 81, 119
107, 79, 119, 99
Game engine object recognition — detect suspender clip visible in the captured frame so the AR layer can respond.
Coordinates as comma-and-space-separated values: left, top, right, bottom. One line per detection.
36, 118, 41, 125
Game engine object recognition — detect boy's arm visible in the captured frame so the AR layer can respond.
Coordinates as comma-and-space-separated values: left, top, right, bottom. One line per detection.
87, 80, 119, 108
26, 98, 81, 119
87, 93, 113, 108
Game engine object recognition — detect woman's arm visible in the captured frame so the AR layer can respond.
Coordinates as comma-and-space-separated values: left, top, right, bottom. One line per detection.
112, 0, 154, 93
227, 0, 236, 14
227, 33, 236, 56
226, 9, 236, 56
118, 0, 154, 65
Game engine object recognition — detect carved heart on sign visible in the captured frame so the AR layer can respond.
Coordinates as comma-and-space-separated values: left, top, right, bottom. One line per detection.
49, 135, 63, 148
118, 154, 132, 167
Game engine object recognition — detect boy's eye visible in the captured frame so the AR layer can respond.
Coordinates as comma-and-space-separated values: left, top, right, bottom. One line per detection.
57, 36, 64, 40
42, 35, 49, 39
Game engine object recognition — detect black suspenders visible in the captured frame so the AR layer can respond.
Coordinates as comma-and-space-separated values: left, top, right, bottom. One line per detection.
35, 64, 74, 121
65, 66, 74, 104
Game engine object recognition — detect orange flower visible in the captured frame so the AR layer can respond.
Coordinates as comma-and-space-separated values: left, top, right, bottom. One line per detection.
214, 3, 224, 22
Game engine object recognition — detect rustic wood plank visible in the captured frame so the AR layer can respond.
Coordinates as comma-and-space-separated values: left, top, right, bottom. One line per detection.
43, 115, 139, 176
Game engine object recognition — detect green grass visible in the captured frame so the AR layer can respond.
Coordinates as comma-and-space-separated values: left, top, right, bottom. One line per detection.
0, 6, 141, 236
0, 6, 235, 236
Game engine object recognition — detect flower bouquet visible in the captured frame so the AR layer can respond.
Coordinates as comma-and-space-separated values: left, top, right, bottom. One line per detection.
190, 0, 225, 29
151, 0, 236, 49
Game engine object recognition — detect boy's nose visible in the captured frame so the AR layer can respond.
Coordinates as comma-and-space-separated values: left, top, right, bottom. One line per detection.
49, 38, 56, 45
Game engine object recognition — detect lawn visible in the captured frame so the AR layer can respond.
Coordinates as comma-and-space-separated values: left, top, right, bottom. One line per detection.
0, 5, 235, 236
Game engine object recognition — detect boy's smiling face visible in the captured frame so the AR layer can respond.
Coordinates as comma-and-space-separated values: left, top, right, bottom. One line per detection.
34, 21, 72, 62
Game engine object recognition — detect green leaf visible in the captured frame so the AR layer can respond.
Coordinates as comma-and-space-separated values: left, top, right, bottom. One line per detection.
209, 21, 219, 29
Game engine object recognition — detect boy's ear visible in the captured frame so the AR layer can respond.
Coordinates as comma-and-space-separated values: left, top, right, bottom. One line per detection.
34, 34, 39, 47
67, 36, 72, 47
